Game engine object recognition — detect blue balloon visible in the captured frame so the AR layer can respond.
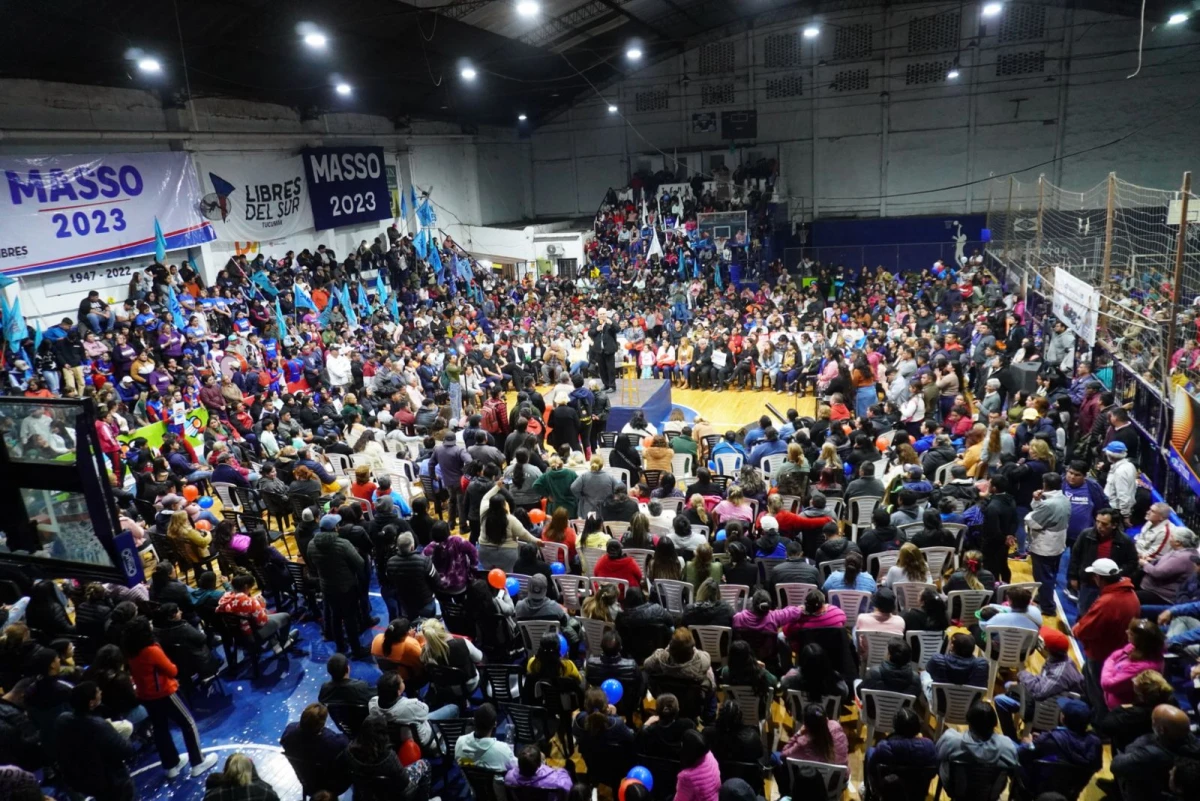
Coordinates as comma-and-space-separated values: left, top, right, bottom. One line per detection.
844, 462, 854, 476
198, 495, 214, 509
558, 633, 568, 658
505, 577, 520, 597
627, 767, 653, 791
715, 530, 727, 542
601, 678, 624, 704
549, 562, 566, 575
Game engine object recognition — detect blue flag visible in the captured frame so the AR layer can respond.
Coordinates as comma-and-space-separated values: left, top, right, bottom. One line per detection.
4, 296, 25, 350
0, 275, 15, 289
413, 229, 429, 260
428, 246, 444, 279
410, 186, 419, 218
274, 298, 288, 342
713, 262, 723, 290
375, 271, 388, 304
388, 294, 399, 323
455, 255, 474, 283
318, 288, 336, 327
250, 269, 278, 298
33, 320, 43, 353
400, 187, 407, 222
293, 282, 316, 312
416, 199, 436, 228
357, 283, 371, 316
167, 286, 188, 330
340, 284, 358, 329
677, 248, 685, 279
154, 217, 167, 263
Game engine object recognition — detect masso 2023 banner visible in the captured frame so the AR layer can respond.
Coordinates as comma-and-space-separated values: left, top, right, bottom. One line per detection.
302, 146, 391, 231
0, 152, 215, 278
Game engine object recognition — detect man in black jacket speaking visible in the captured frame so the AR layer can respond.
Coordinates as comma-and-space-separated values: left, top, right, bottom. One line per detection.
588, 310, 620, 391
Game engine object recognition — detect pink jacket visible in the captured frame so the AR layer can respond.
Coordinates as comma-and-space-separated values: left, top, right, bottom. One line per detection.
733, 606, 805, 634
780, 719, 850, 765
675, 752, 722, 801
1100, 643, 1164, 709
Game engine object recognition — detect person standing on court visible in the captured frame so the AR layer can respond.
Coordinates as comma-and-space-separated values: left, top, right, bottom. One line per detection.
589, 310, 620, 391
307, 514, 369, 658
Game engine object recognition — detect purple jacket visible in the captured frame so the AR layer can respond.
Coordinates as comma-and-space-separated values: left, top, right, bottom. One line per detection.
424, 537, 478, 594
732, 606, 804, 634
504, 765, 572, 794
1140, 548, 1198, 604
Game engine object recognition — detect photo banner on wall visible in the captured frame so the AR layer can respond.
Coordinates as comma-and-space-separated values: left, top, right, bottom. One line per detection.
194, 153, 313, 241
1052, 266, 1099, 346
0, 152, 215, 278
302, 146, 391, 231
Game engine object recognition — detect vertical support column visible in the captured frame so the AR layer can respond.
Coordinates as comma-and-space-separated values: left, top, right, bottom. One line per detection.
1004, 176, 1015, 263
1165, 171, 1192, 396
1033, 174, 1045, 262
1100, 172, 1116, 289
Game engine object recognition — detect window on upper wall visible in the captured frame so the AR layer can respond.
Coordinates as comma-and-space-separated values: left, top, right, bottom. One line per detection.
905, 60, 953, 85
996, 50, 1046, 76
764, 32, 802, 68
698, 41, 735, 75
832, 68, 869, 92
701, 83, 736, 106
834, 23, 874, 60
999, 4, 1047, 42
635, 88, 669, 113
907, 11, 961, 53
764, 74, 803, 99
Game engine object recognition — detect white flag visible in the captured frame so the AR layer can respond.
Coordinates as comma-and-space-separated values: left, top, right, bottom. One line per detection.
648, 228, 664, 259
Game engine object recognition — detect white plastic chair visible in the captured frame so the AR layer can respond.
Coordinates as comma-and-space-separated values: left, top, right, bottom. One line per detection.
603, 467, 631, 488
867, 551, 900, 580
654, 579, 695, 614
1017, 687, 1082, 735
935, 462, 954, 486
581, 547, 608, 577
327, 452, 352, 477
539, 540, 569, 567
899, 522, 924, 541
688, 624, 733, 667
819, 560, 846, 581
761, 453, 787, 478
995, 582, 1042, 604
553, 575, 589, 613
508, 573, 533, 600
719, 584, 750, 611
785, 689, 841, 724
516, 619, 560, 655
603, 521, 630, 540
777, 582, 820, 608
569, 519, 587, 536
921, 547, 957, 583
827, 589, 872, 630
825, 497, 845, 521
713, 452, 743, 476
579, 617, 613, 656
930, 683, 987, 734
858, 630, 903, 677
947, 590, 994, 623
907, 629, 948, 670
984, 625, 1041, 696
690, 524, 711, 541
656, 497, 685, 513
591, 576, 629, 597
847, 496, 880, 528
859, 688, 917, 744
595, 448, 614, 468
785, 760, 849, 801
777, 495, 803, 513
892, 581, 939, 611
671, 453, 695, 480
625, 548, 653, 575
211, 482, 240, 512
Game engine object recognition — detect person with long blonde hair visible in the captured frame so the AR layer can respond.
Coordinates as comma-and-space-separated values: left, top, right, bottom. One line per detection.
883, 542, 930, 587
420, 618, 484, 692
685, 493, 711, 527
815, 441, 843, 474
581, 583, 620, 621
166, 510, 211, 576
713, 486, 754, 526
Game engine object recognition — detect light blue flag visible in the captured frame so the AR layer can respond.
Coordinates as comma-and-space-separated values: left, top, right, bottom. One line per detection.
33, 320, 43, 354
713, 262, 723, 290
293, 282, 316, 312
416, 199, 436, 228
455, 255, 474, 283
250, 269, 278, 298
0, 275, 15, 289
400, 187, 407, 222
413, 229, 429, 260
410, 186, 419, 217
388, 294, 400, 323
4, 297, 26, 350
375, 270, 388, 304
340, 284, 358, 329
677, 248, 685, 279
167, 286, 188, 330
357, 283, 371, 316
154, 217, 168, 263
274, 298, 288, 342
318, 288, 336, 327
428, 245, 444, 279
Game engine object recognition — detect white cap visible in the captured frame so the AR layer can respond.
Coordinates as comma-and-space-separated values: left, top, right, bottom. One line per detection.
760, 514, 779, 531
1085, 558, 1120, 577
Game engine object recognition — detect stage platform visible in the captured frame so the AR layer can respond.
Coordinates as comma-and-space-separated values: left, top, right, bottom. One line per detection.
608, 379, 673, 431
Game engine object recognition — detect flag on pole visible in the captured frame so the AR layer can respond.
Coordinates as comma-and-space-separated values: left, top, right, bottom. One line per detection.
357, 283, 371, 316
388, 294, 400, 323
0, 275, 15, 289
274, 298, 288, 342
428, 245, 444, 279
416, 199, 436, 228
167, 286, 188, 330
340, 284, 358, 329
4, 296, 25, 350
318, 288, 336, 327
293, 282, 317, 312
713, 262, 723, 290
375, 271, 388, 304
154, 217, 168, 263
413, 229, 429, 260
677, 248, 685, 279
33, 320, 43, 353
250, 269, 278, 298
400, 187, 408, 223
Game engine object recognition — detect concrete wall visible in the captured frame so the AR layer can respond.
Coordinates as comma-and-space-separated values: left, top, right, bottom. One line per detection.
0, 80, 533, 323
529, 2, 1200, 221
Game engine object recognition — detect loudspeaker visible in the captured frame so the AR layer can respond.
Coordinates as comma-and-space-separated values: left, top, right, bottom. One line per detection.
1010, 361, 1041, 395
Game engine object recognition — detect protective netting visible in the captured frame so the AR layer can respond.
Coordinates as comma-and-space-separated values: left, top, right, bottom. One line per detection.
986, 172, 1198, 395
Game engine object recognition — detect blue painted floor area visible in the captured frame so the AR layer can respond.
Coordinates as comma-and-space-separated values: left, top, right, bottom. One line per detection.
129, 590, 392, 801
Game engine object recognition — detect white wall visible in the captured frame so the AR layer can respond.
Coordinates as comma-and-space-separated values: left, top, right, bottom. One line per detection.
529, 2, 1200, 221
0, 80, 533, 324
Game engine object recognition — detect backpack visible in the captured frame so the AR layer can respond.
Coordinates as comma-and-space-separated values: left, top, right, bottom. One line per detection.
480, 401, 502, 434
574, 395, 593, 426
521, 405, 545, 438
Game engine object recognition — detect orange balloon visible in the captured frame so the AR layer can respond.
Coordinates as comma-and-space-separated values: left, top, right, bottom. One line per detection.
876, 436, 889, 453
397, 738, 422, 766
528, 509, 546, 525
183, 485, 200, 502
488, 568, 507, 590
619, 778, 644, 801
195, 520, 212, 531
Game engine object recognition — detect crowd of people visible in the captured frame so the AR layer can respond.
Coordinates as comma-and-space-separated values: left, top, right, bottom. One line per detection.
0, 197, 1199, 801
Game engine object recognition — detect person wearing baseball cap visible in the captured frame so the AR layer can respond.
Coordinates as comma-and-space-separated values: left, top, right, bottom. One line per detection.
1102, 439, 1138, 520
1068, 507, 1137, 616
1073, 555, 1139, 670
1012, 696, 1102, 793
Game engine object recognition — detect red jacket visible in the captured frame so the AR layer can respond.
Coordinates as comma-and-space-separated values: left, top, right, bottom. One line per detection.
594, 555, 643, 590
1073, 578, 1140, 662
128, 644, 179, 700
770, 510, 834, 536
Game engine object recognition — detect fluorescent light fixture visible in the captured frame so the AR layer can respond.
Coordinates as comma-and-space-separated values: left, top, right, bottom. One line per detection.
461, 66, 477, 81
947, 69, 960, 79
1168, 12, 1189, 24
518, 113, 527, 121
607, 104, 618, 113
304, 32, 327, 48
626, 47, 643, 60
137, 58, 161, 73
516, 1, 539, 16
803, 25, 819, 38
982, 3, 1003, 17
335, 83, 352, 95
